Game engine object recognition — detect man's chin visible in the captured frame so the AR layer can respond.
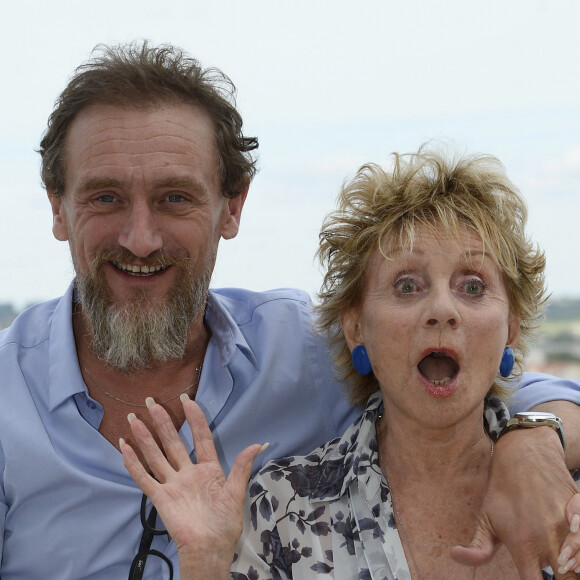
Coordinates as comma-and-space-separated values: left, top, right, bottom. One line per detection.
87, 303, 192, 371
75, 267, 210, 371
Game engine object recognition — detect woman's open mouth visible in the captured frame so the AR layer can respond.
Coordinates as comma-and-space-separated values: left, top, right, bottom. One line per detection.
418, 351, 459, 388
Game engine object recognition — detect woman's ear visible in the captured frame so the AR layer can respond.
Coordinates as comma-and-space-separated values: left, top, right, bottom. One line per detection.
340, 308, 362, 351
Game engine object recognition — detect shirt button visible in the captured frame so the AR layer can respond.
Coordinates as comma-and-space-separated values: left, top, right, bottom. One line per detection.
86, 400, 97, 409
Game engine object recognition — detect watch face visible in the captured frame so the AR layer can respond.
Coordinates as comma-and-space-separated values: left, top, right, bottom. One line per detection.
515, 412, 557, 421
505, 412, 565, 451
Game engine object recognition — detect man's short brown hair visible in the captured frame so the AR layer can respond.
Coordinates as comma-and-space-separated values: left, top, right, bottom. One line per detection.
39, 41, 258, 199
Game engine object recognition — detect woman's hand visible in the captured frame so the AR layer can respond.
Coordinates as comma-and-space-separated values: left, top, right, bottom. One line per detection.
121, 394, 266, 580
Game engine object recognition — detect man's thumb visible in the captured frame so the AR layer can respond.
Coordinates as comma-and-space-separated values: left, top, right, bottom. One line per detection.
451, 521, 499, 567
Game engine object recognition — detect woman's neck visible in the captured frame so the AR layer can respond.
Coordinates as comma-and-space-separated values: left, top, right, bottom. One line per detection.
375, 402, 518, 579
377, 403, 491, 482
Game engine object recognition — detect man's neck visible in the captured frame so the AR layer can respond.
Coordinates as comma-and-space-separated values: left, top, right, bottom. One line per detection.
73, 307, 210, 455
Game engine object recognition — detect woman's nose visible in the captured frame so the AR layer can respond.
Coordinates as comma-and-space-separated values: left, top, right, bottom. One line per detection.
422, 287, 461, 329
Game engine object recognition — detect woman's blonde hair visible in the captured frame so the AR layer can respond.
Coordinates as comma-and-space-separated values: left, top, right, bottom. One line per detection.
316, 146, 547, 405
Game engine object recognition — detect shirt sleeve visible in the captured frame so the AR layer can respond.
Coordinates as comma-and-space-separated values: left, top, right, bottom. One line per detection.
304, 302, 362, 437
509, 372, 580, 414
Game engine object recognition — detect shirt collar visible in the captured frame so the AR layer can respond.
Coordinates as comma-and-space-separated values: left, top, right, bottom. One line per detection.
307, 391, 383, 502
48, 283, 87, 411
204, 290, 258, 368
308, 391, 510, 504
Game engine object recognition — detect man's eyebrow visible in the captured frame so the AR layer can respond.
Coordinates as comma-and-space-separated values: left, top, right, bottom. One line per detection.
78, 177, 121, 193
77, 176, 208, 193
153, 177, 206, 191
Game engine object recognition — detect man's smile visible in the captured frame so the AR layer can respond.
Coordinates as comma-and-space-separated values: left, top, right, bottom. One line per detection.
112, 262, 170, 276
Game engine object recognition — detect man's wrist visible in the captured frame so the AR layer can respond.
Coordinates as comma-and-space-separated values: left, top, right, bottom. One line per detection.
498, 411, 566, 451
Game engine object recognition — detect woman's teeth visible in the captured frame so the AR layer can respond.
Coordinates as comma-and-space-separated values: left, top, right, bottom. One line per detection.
430, 377, 451, 386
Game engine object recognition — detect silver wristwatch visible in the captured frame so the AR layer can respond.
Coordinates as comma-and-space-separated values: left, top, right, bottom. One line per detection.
499, 411, 566, 451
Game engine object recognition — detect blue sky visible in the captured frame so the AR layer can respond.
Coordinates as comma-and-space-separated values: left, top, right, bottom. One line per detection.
1, 0, 579, 307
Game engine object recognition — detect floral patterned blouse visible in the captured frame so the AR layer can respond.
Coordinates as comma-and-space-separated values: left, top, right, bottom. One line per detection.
231, 391, 574, 579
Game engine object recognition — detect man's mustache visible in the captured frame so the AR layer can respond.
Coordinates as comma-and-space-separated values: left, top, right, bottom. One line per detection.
89, 248, 191, 270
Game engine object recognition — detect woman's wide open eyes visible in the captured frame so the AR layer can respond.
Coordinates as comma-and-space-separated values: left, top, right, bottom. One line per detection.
393, 278, 486, 296
395, 279, 418, 294
462, 279, 486, 295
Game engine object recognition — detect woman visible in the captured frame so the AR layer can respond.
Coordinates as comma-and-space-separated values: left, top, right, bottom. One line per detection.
122, 146, 580, 578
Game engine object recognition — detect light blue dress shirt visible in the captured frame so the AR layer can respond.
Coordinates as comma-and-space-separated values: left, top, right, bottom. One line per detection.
0, 283, 579, 579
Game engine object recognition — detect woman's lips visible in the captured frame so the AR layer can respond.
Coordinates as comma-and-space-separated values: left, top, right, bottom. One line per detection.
420, 375, 458, 398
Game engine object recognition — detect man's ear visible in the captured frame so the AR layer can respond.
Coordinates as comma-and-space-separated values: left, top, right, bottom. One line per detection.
340, 308, 363, 351
220, 178, 249, 240
47, 192, 69, 242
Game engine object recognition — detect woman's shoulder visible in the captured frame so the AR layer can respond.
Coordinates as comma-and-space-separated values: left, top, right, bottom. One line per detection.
251, 392, 383, 502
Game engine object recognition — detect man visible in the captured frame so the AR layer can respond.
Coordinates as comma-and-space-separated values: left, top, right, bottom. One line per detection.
0, 41, 579, 579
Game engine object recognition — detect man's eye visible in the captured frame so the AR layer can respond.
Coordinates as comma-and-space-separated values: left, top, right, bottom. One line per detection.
167, 194, 185, 202
97, 194, 115, 203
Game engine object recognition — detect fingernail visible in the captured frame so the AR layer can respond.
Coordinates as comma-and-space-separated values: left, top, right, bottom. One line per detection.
259, 442, 270, 454
558, 545, 572, 566
571, 514, 580, 533
180, 393, 190, 403
559, 557, 575, 574
119, 438, 125, 449
145, 397, 155, 408
575, 564, 580, 573
127, 412, 136, 423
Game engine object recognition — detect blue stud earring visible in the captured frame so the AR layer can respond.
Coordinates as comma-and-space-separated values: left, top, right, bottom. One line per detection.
352, 345, 372, 376
499, 346, 515, 378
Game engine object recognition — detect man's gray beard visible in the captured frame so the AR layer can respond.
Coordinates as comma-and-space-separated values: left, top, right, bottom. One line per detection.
75, 264, 211, 374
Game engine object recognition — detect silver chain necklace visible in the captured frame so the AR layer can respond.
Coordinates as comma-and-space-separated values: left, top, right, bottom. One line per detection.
81, 363, 203, 407
377, 414, 494, 580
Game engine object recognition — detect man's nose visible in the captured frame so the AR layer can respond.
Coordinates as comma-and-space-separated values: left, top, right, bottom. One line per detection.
421, 286, 461, 329
118, 202, 163, 258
